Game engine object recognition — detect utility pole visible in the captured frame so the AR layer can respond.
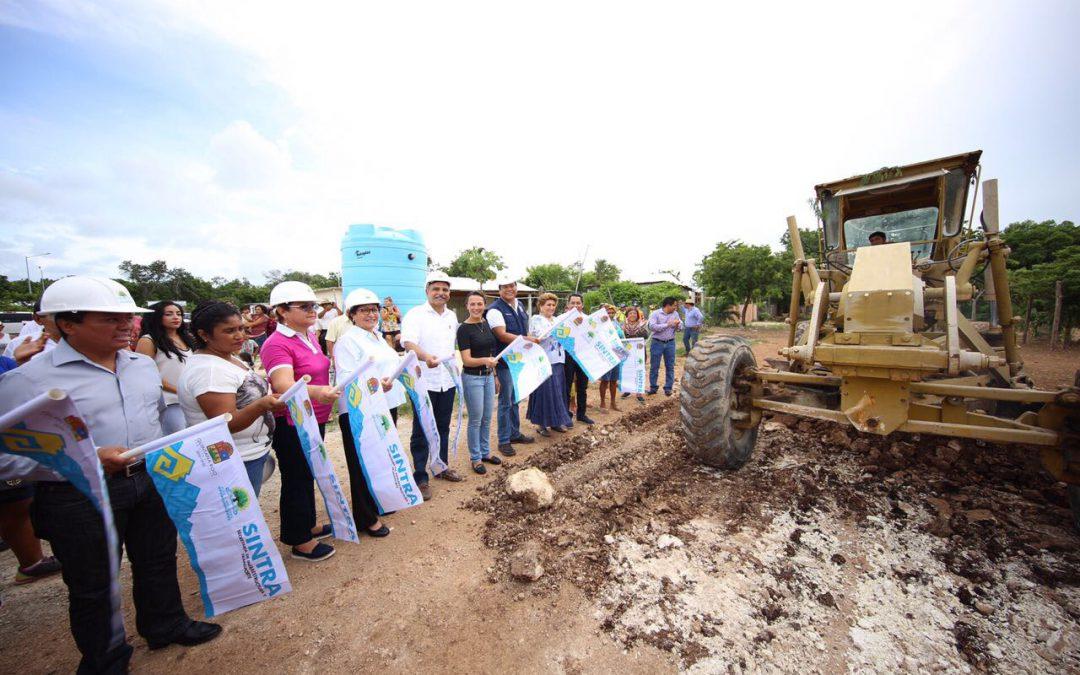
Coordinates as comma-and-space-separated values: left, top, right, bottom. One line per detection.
24, 252, 50, 295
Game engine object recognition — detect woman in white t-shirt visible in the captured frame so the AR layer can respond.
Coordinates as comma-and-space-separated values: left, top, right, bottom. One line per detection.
178, 301, 283, 495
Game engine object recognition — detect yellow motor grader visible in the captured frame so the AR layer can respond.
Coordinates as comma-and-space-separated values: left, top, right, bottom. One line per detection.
680, 151, 1080, 520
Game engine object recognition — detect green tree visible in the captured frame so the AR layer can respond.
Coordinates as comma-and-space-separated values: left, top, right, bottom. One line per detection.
1002, 220, 1080, 270
441, 247, 505, 284
592, 258, 621, 285
779, 227, 822, 259
263, 269, 341, 289
695, 241, 786, 326
524, 263, 575, 290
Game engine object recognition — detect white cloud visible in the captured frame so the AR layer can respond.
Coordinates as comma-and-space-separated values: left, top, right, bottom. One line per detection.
2, 0, 1077, 287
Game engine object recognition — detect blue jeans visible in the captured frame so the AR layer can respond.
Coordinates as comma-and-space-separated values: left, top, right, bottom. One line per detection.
496, 366, 520, 444
462, 373, 495, 462
683, 327, 701, 354
244, 453, 269, 497
649, 339, 676, 392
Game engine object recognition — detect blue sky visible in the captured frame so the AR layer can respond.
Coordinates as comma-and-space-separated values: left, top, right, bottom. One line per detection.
1, 1, 1077, 287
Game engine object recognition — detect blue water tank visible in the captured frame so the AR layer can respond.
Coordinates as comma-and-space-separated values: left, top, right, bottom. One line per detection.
341, 225, 428, 317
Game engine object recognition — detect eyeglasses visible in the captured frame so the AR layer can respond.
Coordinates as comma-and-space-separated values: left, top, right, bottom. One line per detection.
354, 306, 379, 314
287, 303, 317, 312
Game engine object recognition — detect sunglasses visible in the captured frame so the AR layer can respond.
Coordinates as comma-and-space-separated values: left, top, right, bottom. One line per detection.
287, 303, 318, 312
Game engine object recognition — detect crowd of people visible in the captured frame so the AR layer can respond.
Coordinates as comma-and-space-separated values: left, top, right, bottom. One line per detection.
0, 271, 706, 672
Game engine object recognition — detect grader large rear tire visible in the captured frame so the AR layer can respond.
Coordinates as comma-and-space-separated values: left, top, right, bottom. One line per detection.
680, 336, 759, 469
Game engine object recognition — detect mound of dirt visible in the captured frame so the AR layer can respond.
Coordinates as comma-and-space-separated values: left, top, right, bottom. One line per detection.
470, 406, 1080, 671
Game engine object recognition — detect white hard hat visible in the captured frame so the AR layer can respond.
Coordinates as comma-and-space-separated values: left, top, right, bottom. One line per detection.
495, 273, 517, 287
39, 276, 150, 314
269, 280, 317, 306
426, 271, 452, 287
344, 287, 380, 311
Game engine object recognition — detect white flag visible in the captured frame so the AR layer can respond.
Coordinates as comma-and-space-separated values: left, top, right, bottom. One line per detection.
339, 360, 424, 512
395, 352, 448, 476
0, 390, 125, 649
136, 415, 292, 617
279, 378, 359, 543
618, 338, 647, 394
496, 335, 552, 402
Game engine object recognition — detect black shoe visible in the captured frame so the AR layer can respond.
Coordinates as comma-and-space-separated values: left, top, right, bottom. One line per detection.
148, 621, 223, 650
664, 390, 672, 397
536, 426, 551, 438
498, 443, 517, 456
312, 523, 333, 540
481, 455, 503, 465
364, 524, 391, 538
472, 462, 487, 475
576, 414, 595, 425
620, 393, 631, 399
511, 434, 535, 444
552, 425, 568, 433
647, 389, 658, 395
291, 542, 335, 562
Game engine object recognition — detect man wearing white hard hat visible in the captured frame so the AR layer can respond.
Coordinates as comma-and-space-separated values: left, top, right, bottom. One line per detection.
400, 271, 463, 499
486, 274, 538, 456
0, 276, 221, 672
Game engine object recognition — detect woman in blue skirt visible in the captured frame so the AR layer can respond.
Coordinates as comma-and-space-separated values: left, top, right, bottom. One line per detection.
526, 293, 573, 437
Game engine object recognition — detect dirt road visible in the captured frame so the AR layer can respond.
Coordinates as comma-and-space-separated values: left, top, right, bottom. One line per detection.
2, 328, 1079, 673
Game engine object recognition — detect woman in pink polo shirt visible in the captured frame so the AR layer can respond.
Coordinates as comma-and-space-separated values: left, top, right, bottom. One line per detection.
260, 281, 341, 562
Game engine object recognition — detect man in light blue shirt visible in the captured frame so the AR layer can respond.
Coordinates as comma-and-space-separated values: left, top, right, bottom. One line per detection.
682, 299, 705, 354
0, 276, 221, 672
647, 296, 682, 395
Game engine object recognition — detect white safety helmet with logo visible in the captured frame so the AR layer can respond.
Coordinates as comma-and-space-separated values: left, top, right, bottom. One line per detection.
268, 280, 318, 306
344, 288, 380, 312
425, 271, 452, 288
38, 276, 151, 314
495, 273, 518, 288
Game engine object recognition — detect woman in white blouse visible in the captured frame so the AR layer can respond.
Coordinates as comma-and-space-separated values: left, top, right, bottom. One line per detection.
333, 288, 402, 538
525, 292, 573, 436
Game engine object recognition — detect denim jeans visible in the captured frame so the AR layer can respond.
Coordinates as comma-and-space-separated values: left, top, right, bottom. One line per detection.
682, 327, 701, 354
410, 387, 456, 485
244, 453, 269, 497
649, 338, 677, 392
462, 373, 495, 462
31, 474, 190, 674
496, 365, 520, 444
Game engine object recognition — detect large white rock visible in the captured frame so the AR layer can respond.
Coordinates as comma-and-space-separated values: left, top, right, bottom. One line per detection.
506, 468, 556, 512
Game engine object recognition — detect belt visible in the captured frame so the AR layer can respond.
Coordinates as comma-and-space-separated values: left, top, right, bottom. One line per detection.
119, 459, 147, 478
653, 338, 674, 343
464, 367, 493, 376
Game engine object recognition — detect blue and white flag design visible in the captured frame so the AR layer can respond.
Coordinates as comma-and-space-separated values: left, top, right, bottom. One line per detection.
551, 308, 628, 381
618, 338, 647, 394
0, 390, 125, 649
339, 359, 423, 513
279, 377, 359, 543
136, 414, 292, 617
393, 352, 448, 476
496, 335, 552, 402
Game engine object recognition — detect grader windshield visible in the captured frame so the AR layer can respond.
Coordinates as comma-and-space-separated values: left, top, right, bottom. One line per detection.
815, 150, 981, 266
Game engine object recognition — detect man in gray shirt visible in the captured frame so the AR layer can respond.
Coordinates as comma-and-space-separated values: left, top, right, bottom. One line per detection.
0, 276, 220, 673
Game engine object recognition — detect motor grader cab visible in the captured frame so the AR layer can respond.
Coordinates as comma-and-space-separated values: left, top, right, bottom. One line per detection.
680, 151, 1080, 522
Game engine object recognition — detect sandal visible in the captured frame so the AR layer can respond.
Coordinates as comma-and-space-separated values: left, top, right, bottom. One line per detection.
472, 462, 487, 474
552, 425, 568, 433
536, 426, 551, 438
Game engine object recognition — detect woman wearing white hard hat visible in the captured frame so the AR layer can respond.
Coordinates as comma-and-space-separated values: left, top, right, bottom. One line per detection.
0, 276, 222, 668
333, 287, 404, 537
260, 280, 341, 562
